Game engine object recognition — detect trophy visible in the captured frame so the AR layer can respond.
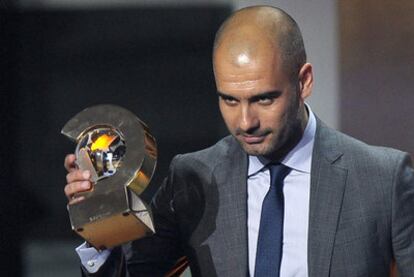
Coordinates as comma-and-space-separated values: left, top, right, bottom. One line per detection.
61, 104, 157, 250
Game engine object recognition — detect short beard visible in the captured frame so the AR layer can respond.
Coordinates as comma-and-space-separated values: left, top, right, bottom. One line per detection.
256, 85, 305, 161
263, 110, 303, 161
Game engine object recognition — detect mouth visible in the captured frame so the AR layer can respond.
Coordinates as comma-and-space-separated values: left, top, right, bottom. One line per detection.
240, 134, 268, 144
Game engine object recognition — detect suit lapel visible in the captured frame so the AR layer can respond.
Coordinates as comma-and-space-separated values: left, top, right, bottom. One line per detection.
308, 119, 348, 277
203, 121, 348, 277
206, 137, 249, 277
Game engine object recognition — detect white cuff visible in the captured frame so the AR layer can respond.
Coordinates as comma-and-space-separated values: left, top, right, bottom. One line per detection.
76, 242, 111, 274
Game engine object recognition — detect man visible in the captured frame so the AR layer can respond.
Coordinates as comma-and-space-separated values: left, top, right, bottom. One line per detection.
64, 6, 414, 277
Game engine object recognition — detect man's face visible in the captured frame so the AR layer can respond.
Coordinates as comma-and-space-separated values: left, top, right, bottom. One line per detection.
214, 51, 304, 160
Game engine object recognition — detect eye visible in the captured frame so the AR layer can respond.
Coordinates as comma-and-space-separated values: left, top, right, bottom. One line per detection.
225, 98, 238, 105
220, 95, 238, 106
257, 96, 274, 105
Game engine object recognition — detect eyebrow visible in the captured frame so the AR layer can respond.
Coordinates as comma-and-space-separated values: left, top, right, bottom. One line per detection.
217, 91, 235, 99
217, 90, 282, 101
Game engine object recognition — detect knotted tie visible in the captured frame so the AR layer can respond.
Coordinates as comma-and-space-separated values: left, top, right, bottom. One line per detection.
254, 163, 291, 277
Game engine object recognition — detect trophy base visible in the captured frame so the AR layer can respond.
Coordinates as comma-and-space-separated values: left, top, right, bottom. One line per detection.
72, 190, 155, 250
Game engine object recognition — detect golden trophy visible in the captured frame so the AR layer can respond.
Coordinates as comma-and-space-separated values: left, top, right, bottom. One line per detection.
61, 104, 157, 250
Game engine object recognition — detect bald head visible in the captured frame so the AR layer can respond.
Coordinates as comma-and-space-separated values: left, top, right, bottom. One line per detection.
213, 6, 306, 84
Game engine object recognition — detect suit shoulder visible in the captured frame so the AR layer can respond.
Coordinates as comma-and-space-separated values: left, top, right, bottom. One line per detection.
170, 135, 235, 172
329, 127, 410, 170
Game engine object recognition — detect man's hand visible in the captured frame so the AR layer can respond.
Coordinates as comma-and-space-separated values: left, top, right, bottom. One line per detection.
64, 154, 92, 205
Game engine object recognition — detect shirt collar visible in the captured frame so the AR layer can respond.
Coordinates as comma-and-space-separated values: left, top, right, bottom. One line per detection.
248, 104, 317, 176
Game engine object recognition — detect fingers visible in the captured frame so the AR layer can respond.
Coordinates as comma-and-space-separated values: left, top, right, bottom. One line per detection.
64, 180, 91, 201
66, 169, 90, 184
64, 154, 93, 205
65, 168, 92, 204
64, 154, 77, 172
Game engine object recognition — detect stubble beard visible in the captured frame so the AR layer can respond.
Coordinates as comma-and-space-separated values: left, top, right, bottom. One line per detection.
233, 114, 301, 161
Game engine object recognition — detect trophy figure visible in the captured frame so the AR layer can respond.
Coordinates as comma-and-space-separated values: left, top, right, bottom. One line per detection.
61, 104, 157, 250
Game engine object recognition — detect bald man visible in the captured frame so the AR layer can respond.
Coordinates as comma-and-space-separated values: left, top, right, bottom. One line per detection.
65, 6, 414, 277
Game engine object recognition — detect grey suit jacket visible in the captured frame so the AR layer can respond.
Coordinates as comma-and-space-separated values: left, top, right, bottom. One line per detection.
84, 119, 414, 277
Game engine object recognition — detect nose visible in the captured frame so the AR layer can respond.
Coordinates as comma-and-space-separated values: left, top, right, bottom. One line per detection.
239, 104, 259, 133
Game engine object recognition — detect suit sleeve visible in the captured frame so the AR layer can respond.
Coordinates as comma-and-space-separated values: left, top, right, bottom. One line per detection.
392, 153, 414, 276
80, 155, 185, 276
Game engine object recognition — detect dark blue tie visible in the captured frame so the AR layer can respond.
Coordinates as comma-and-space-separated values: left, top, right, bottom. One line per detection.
254, 163, 291, 277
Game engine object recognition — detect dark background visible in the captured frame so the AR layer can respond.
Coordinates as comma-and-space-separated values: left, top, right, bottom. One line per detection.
1, 5, 230, 276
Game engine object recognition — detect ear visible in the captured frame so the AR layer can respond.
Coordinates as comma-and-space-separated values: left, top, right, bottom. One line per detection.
298, 63, 313, 100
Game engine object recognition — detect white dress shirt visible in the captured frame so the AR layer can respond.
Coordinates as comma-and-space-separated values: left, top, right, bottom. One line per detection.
247, 106, 316, 276
76, 242, 111, 273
